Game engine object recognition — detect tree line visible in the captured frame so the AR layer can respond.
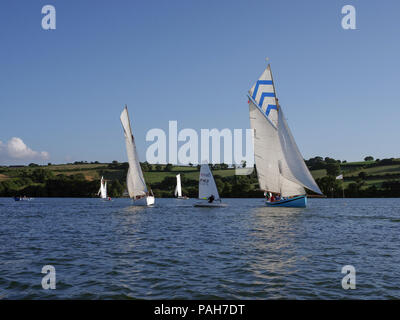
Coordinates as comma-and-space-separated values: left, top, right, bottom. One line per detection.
1, 157, 399, 198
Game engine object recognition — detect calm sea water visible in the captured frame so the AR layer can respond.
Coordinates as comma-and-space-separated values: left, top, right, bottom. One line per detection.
0, 197, 399, 299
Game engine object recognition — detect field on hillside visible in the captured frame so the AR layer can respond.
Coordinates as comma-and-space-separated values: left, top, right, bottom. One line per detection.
1, 160, 400, 184
1, 158, 399, 197
341, 161, 400, 188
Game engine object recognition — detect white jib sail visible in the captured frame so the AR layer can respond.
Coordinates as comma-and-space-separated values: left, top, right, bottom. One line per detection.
249, 64, 279, 127
98, 176, 107, 199
198, 164, 220, 200
120, 106, 148, 198
175, 174, 182, 197
277, 107, 322, 195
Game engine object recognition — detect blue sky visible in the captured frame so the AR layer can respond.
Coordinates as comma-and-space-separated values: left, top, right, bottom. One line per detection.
0, 0, 399, 165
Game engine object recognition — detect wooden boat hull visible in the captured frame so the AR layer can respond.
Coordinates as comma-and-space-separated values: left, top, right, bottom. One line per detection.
132, 196, 155, 206
193, 200, 226, 208
266, 195, 307, 208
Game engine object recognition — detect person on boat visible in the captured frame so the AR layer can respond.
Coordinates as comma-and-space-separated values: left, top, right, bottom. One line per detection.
208, 195, 215, 203
270, 194, 275, 202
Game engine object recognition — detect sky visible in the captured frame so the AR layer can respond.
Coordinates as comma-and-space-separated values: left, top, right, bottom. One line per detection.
0, 0, 399, 165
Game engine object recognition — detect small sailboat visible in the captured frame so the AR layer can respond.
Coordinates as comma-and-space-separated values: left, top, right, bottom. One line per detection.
120, 106, 155, 206
14, 196, 33, 201
98, 176, 107, 199
193, 164, 226, 207
248, 63, 323, 207
174, 174, 189, 199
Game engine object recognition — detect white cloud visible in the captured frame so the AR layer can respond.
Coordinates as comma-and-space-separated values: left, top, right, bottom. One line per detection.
0, 137, 49, 164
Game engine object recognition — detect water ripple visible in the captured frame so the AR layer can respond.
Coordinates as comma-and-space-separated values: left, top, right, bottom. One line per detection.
0, 197, 399, 299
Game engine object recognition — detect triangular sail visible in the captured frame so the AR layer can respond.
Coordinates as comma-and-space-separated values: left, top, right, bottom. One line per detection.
175, 174, 182, 197
249, 100, 281, 193
277, 107, 322, 194
198, 164, 220, 200
249, 64, 279, 127
120, 106, 148, 198
279, 176, 305, 198
98, 176, 107, 199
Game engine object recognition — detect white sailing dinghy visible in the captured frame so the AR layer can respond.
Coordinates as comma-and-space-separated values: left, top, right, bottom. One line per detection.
120, 106, 155, 206
174, 174, 189, 199
193, 164, 226, 207
248, 63, 323, 207
97, 176, 107, 199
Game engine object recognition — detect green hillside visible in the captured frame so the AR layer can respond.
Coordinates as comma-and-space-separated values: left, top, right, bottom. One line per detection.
0, 157, 399, 198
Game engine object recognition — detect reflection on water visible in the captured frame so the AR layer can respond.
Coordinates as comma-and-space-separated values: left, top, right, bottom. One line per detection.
249, 207, 301, 268
0, 197, 399, 299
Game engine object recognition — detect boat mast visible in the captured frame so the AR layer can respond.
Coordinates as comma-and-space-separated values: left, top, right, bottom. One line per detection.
268, 63, 280, 112
268, 61, 282, 196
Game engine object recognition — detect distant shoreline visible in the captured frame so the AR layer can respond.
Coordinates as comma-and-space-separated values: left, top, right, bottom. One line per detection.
1, 158, 399, 198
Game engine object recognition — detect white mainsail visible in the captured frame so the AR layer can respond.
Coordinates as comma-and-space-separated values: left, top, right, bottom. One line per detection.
248, 64, 322, 197
249, 100, 281, 193
198, 164, 220, 200
120, 106, 148, 198
175, 174, 182, 197
98, 176, 107, 199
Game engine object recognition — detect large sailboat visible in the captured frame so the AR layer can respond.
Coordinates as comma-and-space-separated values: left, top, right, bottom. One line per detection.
120, 106, 155, 206
248, 63, 322, 207
98, 176, 107, 199
174, 174, 189, 199
193, 164, 226, 207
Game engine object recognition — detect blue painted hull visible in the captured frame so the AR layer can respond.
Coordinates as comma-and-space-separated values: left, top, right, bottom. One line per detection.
266, 195, 307, 208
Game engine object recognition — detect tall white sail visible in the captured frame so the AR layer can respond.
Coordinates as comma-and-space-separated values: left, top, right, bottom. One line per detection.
249, 100, 281, 193
175, 174, 182, 197
98, 176, 107, 199
198, 164, 220, 200
120, 106, 148, 198
248, 64, 322, 197
249, 64, 279, 127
